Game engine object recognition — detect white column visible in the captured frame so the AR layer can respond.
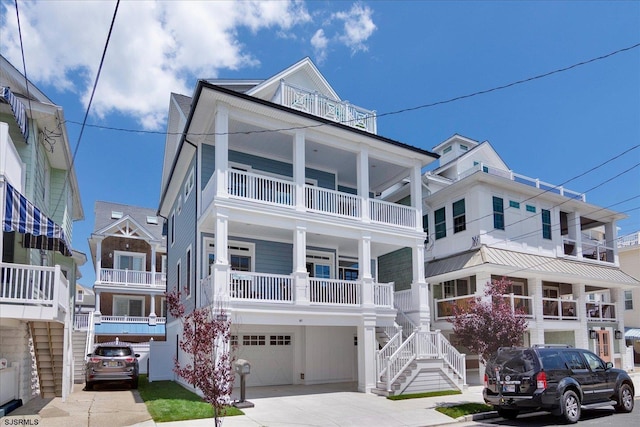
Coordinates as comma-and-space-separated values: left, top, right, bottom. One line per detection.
611, 287, 626, 368
529, 278, 544, 345
151, 243, 157, 286
94, 291, 102, 323
149, 295, 157, 325
574, 283, 589, 349
294, 131, 305, 212
357, 314, 377, 393
213, 211, 230, 301
214, 103, 229, 197
359, 235, 374, 308
411, 240, 429, 329
411, 162, 423, 232
357, 147, 370, 222
569, 211, 581, 257
604, 221, 618, 264
95, 237, 103, 284
293, 224, 309, 305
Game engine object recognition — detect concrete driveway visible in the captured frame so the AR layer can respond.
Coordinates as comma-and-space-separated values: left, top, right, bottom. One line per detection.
0, 382, 153, 427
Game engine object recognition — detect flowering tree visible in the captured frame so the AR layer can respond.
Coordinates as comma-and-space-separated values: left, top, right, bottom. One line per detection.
166, 288, 235, 427
449, 277, 528, 363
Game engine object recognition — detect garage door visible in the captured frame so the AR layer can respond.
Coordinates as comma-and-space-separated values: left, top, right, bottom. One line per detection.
233, 334, 293, 386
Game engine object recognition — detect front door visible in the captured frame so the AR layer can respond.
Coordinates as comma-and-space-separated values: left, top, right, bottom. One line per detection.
595, 330, 612, 363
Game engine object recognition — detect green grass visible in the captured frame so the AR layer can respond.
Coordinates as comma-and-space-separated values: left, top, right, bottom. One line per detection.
435, 403, 493, 419
386, 389, 461, 400
137, 375, 244, 422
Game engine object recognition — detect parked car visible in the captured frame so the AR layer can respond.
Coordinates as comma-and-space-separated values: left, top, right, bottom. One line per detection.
85, 344, 140, 390
483, 345, 634, 423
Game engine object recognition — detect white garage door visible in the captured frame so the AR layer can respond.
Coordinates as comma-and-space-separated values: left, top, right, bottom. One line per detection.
234, 334, 293, 387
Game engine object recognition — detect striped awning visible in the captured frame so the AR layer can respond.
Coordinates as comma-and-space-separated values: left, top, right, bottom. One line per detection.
3, 182, 71, 256
1, 86, 30, 142
625, 328, 640, 340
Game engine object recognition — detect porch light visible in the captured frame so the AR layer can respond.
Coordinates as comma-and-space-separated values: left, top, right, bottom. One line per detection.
589, 330, 597, 340
614, 330, 623, 340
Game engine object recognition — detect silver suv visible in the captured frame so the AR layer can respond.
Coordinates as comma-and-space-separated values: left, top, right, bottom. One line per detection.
85, 344, 140, 390
483, 345, 634, 423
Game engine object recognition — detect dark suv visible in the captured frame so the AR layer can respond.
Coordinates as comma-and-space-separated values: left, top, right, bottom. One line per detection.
483, 345, 634, 423
85, 344, 140, 390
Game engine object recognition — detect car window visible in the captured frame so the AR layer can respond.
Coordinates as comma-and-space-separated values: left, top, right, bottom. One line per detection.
491, 348, 537, 374
562, 350, 588, 370
538, 349, 567, 370
94, 347, 133, 357
582, 351, 605, 371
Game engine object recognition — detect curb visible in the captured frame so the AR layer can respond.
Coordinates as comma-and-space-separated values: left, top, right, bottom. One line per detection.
458, 411, 499, 422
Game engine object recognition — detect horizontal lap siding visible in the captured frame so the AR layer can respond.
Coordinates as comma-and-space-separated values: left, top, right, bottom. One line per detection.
403, 368, 457, 394
233, 237, 293, 275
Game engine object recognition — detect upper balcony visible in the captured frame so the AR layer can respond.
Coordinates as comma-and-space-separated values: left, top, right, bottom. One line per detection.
278, 81, 377, 134
0, 262, 69, 322
202, 169, 418, 229
617, 232, 640, 249
96, 268, 166, 291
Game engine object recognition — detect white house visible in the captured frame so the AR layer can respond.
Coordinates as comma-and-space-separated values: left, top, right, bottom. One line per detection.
0, 54, 84, 411
618, 230, 640, 364
405, 134, 639, 382
156, 58, 468, 396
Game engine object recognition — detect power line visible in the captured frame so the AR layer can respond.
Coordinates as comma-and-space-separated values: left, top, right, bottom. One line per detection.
62, 42, 640, 138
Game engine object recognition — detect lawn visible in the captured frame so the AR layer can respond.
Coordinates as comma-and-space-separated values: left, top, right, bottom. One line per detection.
386, 390, 462, 400
435, 403, 493, 418
137, 375, 244, 423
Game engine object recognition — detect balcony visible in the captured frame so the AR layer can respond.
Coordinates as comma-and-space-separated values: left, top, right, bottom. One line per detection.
542, 297, 578, 320
97, 268, 166, 290
586, 301, 616, 321
0, 262, 68, 321
562, 237, 615, 263
279, 81, 377, 134
205, 271, 394, 309
617, 232, 640, 248
203, 169, 417, 228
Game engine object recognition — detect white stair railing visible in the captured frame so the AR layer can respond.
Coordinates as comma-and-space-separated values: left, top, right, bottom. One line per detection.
375, 328, 403, 380
84, 311, 95, 359
384, 331, 418, 392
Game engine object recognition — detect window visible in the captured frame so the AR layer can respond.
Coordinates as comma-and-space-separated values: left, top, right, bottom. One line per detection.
270, 335, 291, 345
443, 146, 452, 154
563, 351, 587, 370
435, 207, 446, 239
203, 239, 255, 275
76, 289, 84, 302
422, 214, 429, 243
509, 200, 520, 209
460, 144, 468, 152
306, 251, 334, 278
493, 197, 504, 230
230, 245, 252, 272
184, 168, 195, 199
526, 205, 536, 213
176, 261, 182, 296
170, 212, 175, 245
231, 335, 238, 346
115, 251, 145, 271
453, 199, 466, 233
160, 297, 167, 317
176, 195, 182, 215
243, 335, 265, 346
111, 211, 123, 219
625, 290, 633, 310
146, 216, 158, 225
186, 247, 192, 297
542, 209, 552, 239
339, 257, 359, 281
113, 296, 144, 317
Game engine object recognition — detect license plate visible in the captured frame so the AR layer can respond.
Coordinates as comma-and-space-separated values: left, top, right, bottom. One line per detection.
503, 384, 515, 393
107, 361, 119, 368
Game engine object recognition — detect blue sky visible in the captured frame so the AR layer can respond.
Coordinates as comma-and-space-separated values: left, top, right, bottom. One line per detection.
1, 1, 639, 287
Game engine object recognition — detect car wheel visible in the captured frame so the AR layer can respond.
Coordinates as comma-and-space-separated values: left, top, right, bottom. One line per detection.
614, 383, 634, 413
131, 378, 139, 389
497, 408, 519, 420
561, 390, 581, 424
85, 381, 94, 391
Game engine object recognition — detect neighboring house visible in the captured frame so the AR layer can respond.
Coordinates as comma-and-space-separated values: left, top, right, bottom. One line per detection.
399, 134, 639, 382
86, 201, 167, 344
0, 55, 84, 410
618, 230, 640, 363
74, 283, 95, 314
156, 58, 469, 396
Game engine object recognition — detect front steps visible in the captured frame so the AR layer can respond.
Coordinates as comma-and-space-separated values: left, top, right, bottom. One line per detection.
29, 321, 64, 398
72, 330, 88, 383
372, 358, 466, 397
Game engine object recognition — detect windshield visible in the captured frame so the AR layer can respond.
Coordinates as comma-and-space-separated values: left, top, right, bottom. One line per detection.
94, 346, 133, 357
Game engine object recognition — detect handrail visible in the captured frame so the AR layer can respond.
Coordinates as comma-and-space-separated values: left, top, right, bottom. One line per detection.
85, 311, 95, 359
376, 329, 403, 380
385, 331, 418, 391
436, 331, 467, 386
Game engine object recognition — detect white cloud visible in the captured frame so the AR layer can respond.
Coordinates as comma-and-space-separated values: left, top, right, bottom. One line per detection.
333, 3, 376, 54
0, 0, 313, 130
311, 29, 329, 64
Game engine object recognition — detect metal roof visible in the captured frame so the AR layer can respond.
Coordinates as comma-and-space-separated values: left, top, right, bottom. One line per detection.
625, 328, 640, 340
426, 246, 640, 286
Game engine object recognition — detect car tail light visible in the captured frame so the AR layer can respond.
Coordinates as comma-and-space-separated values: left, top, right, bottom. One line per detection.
536, 371, 547, 389
484, 373, 488, 388
89, 357, 101, 363
125, 357, 135, 363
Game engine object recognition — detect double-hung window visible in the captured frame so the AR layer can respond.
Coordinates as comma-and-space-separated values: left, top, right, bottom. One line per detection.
493, 197, 504, 230
542, 209, 552, 239
453, 199, 466, 233
435, 207, 446, 240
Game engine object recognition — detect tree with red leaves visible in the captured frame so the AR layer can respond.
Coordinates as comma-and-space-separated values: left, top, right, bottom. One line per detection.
166, 288, 235, 427
449, 277, 528, 363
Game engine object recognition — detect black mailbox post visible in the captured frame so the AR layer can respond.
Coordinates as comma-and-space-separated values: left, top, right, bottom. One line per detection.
233, 359, 254, 408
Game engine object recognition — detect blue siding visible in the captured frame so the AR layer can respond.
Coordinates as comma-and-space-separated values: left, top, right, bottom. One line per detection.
94, 322, 166, 335
201, 144, 215, 190
231, 236, 293, 275
307, 168, 335, 189
230, 151, 293, 177
378, 248, 412, 291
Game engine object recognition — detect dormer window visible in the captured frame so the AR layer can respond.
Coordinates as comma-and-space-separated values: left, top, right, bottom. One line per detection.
443, 146, 452, 154
111, 211, 123, 219
146, 216, 158, 225
460, 145, 468, 152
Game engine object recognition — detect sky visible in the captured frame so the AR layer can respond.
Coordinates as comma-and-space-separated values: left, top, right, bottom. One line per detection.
1, 0, 639, 287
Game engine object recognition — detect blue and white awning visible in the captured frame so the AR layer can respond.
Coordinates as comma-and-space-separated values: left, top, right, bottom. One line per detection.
3, 182, 71, 256
1, 86, 30, 142
625, 328, 640, 340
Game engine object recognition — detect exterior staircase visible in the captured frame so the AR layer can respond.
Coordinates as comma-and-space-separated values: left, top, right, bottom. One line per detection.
72, 330, 88, 383
29, 321, 64, 398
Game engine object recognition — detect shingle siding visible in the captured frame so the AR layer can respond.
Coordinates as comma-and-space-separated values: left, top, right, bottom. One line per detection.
378, 247, 413, 291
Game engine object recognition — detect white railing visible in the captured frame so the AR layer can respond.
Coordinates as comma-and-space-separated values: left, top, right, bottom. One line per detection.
100, 315, 166, 323
542, 297, 578, 320
0, 262, 67, 315
85, 311, 95, 358
99, 268, 165, 288
617, 232, 640, 248
395, 310, 417, 338
376, 330, 404, 381
502, 293, 535, 318
74, 313, 90, 330
586, 301, 616, 321
310, 278, 360, 305
459, 162, 586, 202
394, 289, 413, 312
581, 240, 614, 262
384, 331, 418, 391
435, 295, 476, 319
305, 185, 361, 218
434, 332, 467, 386
228, 169, 295, 206
369, 199, 416, 228
374, 282, 394, 307
230, 272, 293, 302
279, 81, 377, 133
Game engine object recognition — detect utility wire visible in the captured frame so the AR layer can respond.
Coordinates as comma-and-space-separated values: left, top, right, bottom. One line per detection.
53, 0, 120, 214
62, 42, 640, 138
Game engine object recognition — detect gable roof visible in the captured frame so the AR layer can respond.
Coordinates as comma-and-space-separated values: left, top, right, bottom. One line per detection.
93, 201, 164, 242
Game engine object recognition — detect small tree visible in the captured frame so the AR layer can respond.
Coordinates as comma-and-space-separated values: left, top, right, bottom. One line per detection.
449, 277, 528, 363
166, 288, 235, 427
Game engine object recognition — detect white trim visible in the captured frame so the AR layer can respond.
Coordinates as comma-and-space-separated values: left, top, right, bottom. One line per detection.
306, 249, 335, 279
184, 167, 195, 200
114, 250, 146, 271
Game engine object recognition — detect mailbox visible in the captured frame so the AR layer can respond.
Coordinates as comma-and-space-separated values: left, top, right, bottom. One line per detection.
235, 359, 251, 375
